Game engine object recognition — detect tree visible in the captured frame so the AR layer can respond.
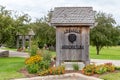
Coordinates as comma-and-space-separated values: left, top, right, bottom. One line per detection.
31, 18, 55, 49
90, 12, 120, 55
6, 13, 31, 48
0, 6, 14, 46
0, 5, 31, 47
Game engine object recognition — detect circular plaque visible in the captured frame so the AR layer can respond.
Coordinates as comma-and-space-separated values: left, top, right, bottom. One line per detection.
68, 34, 77, 43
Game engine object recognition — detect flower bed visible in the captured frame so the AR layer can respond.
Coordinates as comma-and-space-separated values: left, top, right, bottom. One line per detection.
82, 63, 116, 76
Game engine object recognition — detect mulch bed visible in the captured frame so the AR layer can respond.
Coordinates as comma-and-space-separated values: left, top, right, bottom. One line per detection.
19, 68, 37, 78
19, 67, 120, 79
19, 68, 100, 78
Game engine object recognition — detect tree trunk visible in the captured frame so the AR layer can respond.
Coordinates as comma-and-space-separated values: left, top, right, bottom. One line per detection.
96, 46, 100, 55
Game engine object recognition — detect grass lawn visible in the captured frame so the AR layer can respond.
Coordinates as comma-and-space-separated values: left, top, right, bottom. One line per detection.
99, 72, 120, 80
90, 46, 120, 60
0, 47, 17, 51
1, 46, 120, 60
48, 46, 120, 60
0, 57, 25, 80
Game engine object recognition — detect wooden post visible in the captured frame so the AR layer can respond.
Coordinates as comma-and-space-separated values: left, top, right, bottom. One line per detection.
28, 36, 31, 50
22, 36, 25, 50
16, 36, 19, 49
56, 28, 61, 66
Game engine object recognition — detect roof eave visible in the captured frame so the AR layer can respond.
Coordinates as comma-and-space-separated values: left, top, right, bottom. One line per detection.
51, 23, 95, 27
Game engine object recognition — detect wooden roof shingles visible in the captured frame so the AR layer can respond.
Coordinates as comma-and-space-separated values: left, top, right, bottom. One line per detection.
51, 7, 95, 26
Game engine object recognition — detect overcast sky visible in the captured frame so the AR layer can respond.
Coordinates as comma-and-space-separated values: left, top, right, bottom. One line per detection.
0, 0, 120, 25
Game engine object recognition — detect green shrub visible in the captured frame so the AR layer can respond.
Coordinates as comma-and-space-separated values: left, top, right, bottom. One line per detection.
41, 51, 52, 62
26, 63, 39, 73
72, 64, 79, 71
38, 60, 50, 71
30, 45, 38, 56
104, 63, 115, 72
95, 65, 107, 74
25, 55, 43, 73
82, 64, 95, 75
38, 66, 65, 76
115, 66, 120, 70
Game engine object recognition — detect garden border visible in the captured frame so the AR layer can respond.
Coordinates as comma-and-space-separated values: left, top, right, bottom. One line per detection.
12, 73, 102, 80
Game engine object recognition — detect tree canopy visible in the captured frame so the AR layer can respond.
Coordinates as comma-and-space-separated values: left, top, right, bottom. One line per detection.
31, 18, 55, 49
90, 12, 120, 55
0, 6, 31, 47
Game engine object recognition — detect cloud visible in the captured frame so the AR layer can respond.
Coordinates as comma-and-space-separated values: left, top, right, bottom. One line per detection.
0, 0, 120, 24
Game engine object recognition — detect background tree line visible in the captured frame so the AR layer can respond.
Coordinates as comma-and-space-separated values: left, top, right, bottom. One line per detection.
0, 5, 55, 49
0, 5, 120, 54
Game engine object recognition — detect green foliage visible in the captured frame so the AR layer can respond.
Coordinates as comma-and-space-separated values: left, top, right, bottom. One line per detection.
30, 45, 38, 56
115, 66, 120, 70
72, 64, 79, 71
41, 51, 52, 62
38, 60, 50, 71
104, 63, 115, 72
0, 6, 14, 45
25, 54, 43, 73
82, 64, 95, 75
38, 66, 65, 76
0, 5, 31, 48
95, 65, 107, 74
26, 63, 39, 73
90, 12, 120, 55
31, 19, 56, 48
82, 63, 115, 75
25, 49, 52, 74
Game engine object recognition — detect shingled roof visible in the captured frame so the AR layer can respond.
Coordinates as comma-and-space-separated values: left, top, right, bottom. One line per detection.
51, 7, 95, 26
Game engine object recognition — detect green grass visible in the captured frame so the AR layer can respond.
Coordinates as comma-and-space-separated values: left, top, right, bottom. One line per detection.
1, 46, 120, 60
1, 47, 30, 53
48, 46, 120, 60
0, 57, 25, 80
0, 47, 17, 51
99, 72, 120, 80
90, 46, 120, 60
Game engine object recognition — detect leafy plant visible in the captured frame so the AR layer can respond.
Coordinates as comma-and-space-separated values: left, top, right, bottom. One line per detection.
82, 64, 96, 75
72, 64, 79, 71
104, 63, 115, 72
25, 54, 43, 64
38, 60, 50, 71
115, 66, 120, 70
25, 54, 43, 73
30, 45, 38, 56
38, 66, 65, 76
41, 51, 52, 62
26, 63, 39, 73
95, 65, 107, 74
82, 63, 116, 76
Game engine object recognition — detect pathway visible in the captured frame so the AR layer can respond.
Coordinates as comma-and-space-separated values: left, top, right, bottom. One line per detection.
13, 73, 102, 80
91, 59, 120, 66
0, 49, 29, 58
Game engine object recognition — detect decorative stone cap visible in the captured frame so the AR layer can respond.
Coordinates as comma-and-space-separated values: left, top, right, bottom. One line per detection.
51, 7, 95, 26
